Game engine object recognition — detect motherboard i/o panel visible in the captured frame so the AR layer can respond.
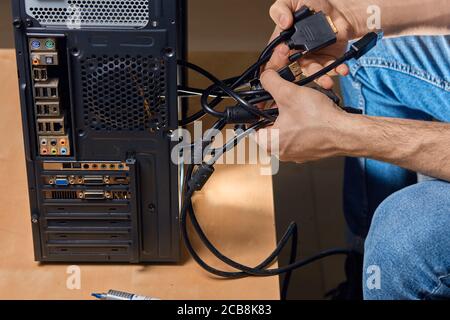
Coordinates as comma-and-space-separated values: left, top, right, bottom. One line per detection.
30, 37, 71, 156
12, 0, 186, 263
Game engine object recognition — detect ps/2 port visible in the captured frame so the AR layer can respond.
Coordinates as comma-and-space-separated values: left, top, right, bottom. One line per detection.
31, 40, 41, 50
45, 39, 55, 50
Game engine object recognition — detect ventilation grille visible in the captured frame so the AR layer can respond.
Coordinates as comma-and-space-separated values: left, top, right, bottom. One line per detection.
44, 190, 79, 200
25, 0, 150, 27
80, 55, 168, 132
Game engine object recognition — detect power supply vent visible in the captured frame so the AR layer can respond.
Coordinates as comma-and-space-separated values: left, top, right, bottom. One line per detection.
25, 0, 150, 27
80, 55, 168, 132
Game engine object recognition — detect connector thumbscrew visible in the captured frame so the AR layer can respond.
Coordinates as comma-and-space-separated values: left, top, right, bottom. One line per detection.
13, 18, 22, 29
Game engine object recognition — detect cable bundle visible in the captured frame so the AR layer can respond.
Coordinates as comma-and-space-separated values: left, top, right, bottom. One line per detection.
176, 6, 381, 299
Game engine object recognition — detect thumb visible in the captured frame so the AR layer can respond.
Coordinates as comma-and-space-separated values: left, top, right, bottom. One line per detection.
260, 69, 303, 106
269, 2, 295, 29
265, 44, 290, 71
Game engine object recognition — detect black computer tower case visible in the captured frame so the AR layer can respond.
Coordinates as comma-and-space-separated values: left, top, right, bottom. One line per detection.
11, 0, 186, 263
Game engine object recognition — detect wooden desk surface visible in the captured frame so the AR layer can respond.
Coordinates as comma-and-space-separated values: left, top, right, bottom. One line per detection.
0, 49, 279, 300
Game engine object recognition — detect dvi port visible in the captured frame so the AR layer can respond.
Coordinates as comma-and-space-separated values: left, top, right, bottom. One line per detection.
78, 190, 131, 200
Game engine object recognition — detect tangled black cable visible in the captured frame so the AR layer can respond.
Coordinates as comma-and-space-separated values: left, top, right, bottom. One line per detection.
175, 11, 380, 298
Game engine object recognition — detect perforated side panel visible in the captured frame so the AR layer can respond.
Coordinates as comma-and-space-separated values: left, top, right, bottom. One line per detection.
80, 55, 168, 132
25, 0, 150, 27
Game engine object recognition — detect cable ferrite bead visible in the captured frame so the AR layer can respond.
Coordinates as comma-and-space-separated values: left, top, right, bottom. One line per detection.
225, 106, 260, 124
188, 163, 215, 191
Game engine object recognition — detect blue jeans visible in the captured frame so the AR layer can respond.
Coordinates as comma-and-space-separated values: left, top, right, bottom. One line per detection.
340, 35, 450, 300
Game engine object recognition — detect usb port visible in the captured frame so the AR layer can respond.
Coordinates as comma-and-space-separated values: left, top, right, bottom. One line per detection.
37, 116, 65, 135
34, 79, 59, 99
33, 67, 48, 82
62, 163, 72, 169
35, 100, 60, 116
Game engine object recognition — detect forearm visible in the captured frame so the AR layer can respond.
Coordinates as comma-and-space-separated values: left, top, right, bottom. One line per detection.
337, 115, 450, 182
331, 0, 450, 37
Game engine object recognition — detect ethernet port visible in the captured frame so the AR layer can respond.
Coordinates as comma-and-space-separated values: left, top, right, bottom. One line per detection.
37, 116, 65, 134
53, 122, 63, 133
50, 88, 57, 98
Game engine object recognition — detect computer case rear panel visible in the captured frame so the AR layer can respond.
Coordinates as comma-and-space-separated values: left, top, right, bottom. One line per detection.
11, 0, 185, 263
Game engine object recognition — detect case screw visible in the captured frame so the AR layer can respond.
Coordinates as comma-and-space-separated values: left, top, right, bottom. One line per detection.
31, 215, 39, 224
13, 18, 22, 29
26, 18, 33, 27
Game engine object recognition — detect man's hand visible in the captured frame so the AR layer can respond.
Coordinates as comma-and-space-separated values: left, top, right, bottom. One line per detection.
259, 70, 450, 182
267, 0, 357, 89
259, 69, 348, 163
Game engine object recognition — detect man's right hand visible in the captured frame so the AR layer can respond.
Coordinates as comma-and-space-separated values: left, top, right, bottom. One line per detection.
267, 0, 358, 89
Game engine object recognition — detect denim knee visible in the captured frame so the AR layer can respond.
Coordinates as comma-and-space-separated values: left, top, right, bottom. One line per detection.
363, 181, 450, 300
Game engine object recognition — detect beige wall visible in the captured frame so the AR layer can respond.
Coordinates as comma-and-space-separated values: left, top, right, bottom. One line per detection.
0, 1, 14, 48
1, 0, 276, 50
188, 0, 275, 52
